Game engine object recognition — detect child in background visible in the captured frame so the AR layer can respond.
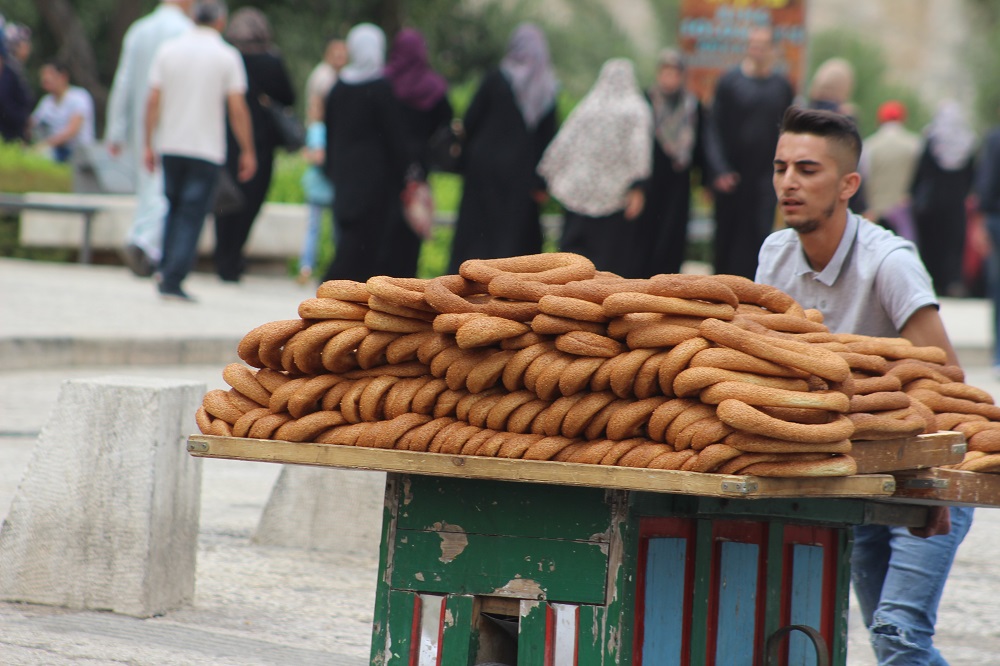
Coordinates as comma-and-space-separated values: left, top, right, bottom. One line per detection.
298, 120, 334, 284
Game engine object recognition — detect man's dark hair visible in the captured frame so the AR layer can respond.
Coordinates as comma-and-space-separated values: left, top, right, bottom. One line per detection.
780, 106, 862, 170
194, 0, 228, 25
43, 59, 70, 77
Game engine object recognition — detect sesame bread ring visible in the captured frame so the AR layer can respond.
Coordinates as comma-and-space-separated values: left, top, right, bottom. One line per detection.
968, 430, 1000, 452
738, 454, 857, 477
486, 274, 557, 302
688, 418, 735, 450
849, 391, 912, 413
254, 368, 290, 393
584, 399, 633, 441
955, 421, 1000, 438
933, 382, 995, 405
535, 393, 589, 437
247, 413, 292, 440
524, 436, 578, 461
195, 405, 214, 434
648, 450, 698, 470
666, 404, 717, 449
533, 354, 578, 401
438, 424, 485, 455
498, 433, 545, 459
343, 362, 429, 379
673, 417, 715, 451
430, 421, 478, 453
845, 339, 948, 364
736, 312, 829, 334
724, 432, 852, 454
618, 443, 674, 468
956, 453, 1000, 472
356, 413, 433, 450
365, 310, 434, 334
563, 440, 614, 464
460, 252, 596, 285
316, 279, 371, 302
560, 391, 618, 438
287, 374, 343, 418
312, 423, 366, 446
588, 353, 623, 392
507, 399, 554, 434
224, 388, 263, 417
716, 452, 832, 476
268, 377, 311, 414
459, 428, 499, 456
680, 444, 743, 473
611, 349, 659, 398
757, 406, 834, 425
626, 323, 700, 349
552, 441, 588, 462
446, 349, 494, 391
606, 397, 669, 441
699, 318, 850, 382
647, 398, 699, 443
298, 298, 369, 321
410, 378, 450, 414
538, 294, 609, 323
558, 357, 607, 396
456, 387, 502, 421
368, 295, 436, 321
632, 351, 670, 399
486, 390, 538, 431
556, 331, 624, 358
501, 331, 551, 350
657, 337, 712, 397
383, 376, 434, 419
851, 375, 903, 395
206, 419, 233, 437
933, 412, 985, 431
401, 417, 456, 452
320, 326, 369, 373
849, 408, 928, 440
365, 275, 430, 311
482, 299, 541, 323
598, 437, 644, 465
672, 367, 810, 398
471, 431, 512, 457
416, 332, 456, 365
433, 389, 467, 419
907, 388, 1000, 420
465, 392, 507, 428
339, 378, 374, 423
319, 379, 354, 412
709, 274, 802, 315
456, 316, 532, 349
557, 277, 650, 304
531, 313, 607, 336
689, 348, 809, 378
222, 363, 271, 407
603, 292, 736, 320
355, 331, 400, 370
700, 382, 850, 412
502, 342, 556, 391
232, 407, 272, 438
607, 313, 667, 339
256, 320, 308, 370
423, 274, 490, 312
386, 331, 439, 365
886, 361, 954, 385
274, 411, 348, 442
433, 312, 485, 334
522, 349, 569, 393
647, 275, 740, 308
286, 320, 363, 375
358, 376, 399, 421
428, 345, 470, 378
837, 352, 889, 375
908, 396, 938, 434
717, 399, 855, 443
465, 350, 516, 394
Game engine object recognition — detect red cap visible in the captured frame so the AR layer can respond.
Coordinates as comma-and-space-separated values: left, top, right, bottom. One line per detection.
877, 100, 906, 124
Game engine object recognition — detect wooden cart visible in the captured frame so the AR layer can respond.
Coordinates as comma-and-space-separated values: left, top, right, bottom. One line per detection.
188, 432, 982, 666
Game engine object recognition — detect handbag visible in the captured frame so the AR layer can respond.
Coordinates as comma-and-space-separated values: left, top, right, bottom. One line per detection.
426, 119, 465, 174
260, 95, 306, 152
212, 168, 245, 217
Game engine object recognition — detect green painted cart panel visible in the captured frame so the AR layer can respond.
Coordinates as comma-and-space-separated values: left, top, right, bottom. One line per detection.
382, 589, 418, 666
517, 600, 548, 666
391, 530, 610, 604
396, 475, 613, 541
440, 594, 476, 666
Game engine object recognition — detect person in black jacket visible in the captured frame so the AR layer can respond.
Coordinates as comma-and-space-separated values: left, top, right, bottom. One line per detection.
382, 27, 452, 277
214, 7, 295, 283
977, 111, 1000, 373
447, 23, 559, 273
321, 23, 410, 283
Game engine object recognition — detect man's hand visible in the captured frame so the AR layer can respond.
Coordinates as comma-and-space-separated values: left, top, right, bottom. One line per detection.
713, 172, 739, 193
909, 505, 951, 538
624, 188, 645, 220
108, 142, 123, 157
143, 146, 157, 173
237, 151, 257, 182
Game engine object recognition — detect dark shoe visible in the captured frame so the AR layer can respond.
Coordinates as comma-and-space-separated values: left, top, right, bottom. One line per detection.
122, 243, 155, 278
158, 286, 197, 303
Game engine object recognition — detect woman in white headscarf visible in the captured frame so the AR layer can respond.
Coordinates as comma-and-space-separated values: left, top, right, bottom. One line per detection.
910, 100, 977, 296
321, 23, 412, 282
537, 58, 652, 274
448, 23, 560, 273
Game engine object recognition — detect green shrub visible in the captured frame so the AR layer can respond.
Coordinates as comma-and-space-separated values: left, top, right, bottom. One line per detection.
0, 143, 73, 193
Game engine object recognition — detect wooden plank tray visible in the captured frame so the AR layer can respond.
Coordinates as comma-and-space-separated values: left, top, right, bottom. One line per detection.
886, 467, 1000, 508
851, 431, 966, 474
187, 434, 896, 500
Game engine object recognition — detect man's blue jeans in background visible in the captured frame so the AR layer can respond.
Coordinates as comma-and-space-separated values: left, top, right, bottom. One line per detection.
851, 506, 974, 665
160, 155, 220, 294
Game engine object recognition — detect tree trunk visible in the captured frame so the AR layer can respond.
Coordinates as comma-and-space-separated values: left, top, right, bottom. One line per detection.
33, 0, 108, 130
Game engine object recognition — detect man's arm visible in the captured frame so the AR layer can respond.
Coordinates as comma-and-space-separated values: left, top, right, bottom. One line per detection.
227, 92, 256, 182
900, 305, 960, 367
143, 87, 161, 173
105, 30, 137, 153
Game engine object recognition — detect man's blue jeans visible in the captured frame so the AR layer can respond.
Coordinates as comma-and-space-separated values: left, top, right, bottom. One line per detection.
851, 506, 974, 665
160, 155, 220, 293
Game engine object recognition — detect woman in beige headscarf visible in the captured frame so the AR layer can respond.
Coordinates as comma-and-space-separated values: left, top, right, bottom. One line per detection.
537, 58, 652, 275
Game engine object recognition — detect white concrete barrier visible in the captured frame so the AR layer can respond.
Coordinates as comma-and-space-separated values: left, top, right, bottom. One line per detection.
0, 376, 204, 617
253, 465, 385, 554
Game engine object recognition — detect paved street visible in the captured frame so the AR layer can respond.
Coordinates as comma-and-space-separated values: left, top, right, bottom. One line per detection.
2, 257, 1000, 664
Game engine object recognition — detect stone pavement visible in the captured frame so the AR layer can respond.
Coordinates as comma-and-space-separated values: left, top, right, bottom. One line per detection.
2, 257, 1000, 665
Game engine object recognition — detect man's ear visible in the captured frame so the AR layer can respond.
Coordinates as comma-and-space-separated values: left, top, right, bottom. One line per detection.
840, 171, 861, 201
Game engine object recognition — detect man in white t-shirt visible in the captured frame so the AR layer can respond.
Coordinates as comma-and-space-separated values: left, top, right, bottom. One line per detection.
304, 37, 347, 123
29, 60, 95, 162
105, 0, 194, 277
144, 0, 255, 302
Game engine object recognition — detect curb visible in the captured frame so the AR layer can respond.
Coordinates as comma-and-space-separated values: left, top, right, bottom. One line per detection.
1, 337, 242, 371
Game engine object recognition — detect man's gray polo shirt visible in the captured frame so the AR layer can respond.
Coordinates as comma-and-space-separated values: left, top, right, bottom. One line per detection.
755, 212, 937, 338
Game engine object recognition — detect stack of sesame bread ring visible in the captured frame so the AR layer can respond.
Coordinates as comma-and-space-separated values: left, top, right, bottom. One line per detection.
196, 252, 1000, 477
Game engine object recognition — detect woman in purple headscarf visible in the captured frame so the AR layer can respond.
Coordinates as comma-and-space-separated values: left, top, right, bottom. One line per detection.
382, 28, 453, 277
447, 22, 559, 273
